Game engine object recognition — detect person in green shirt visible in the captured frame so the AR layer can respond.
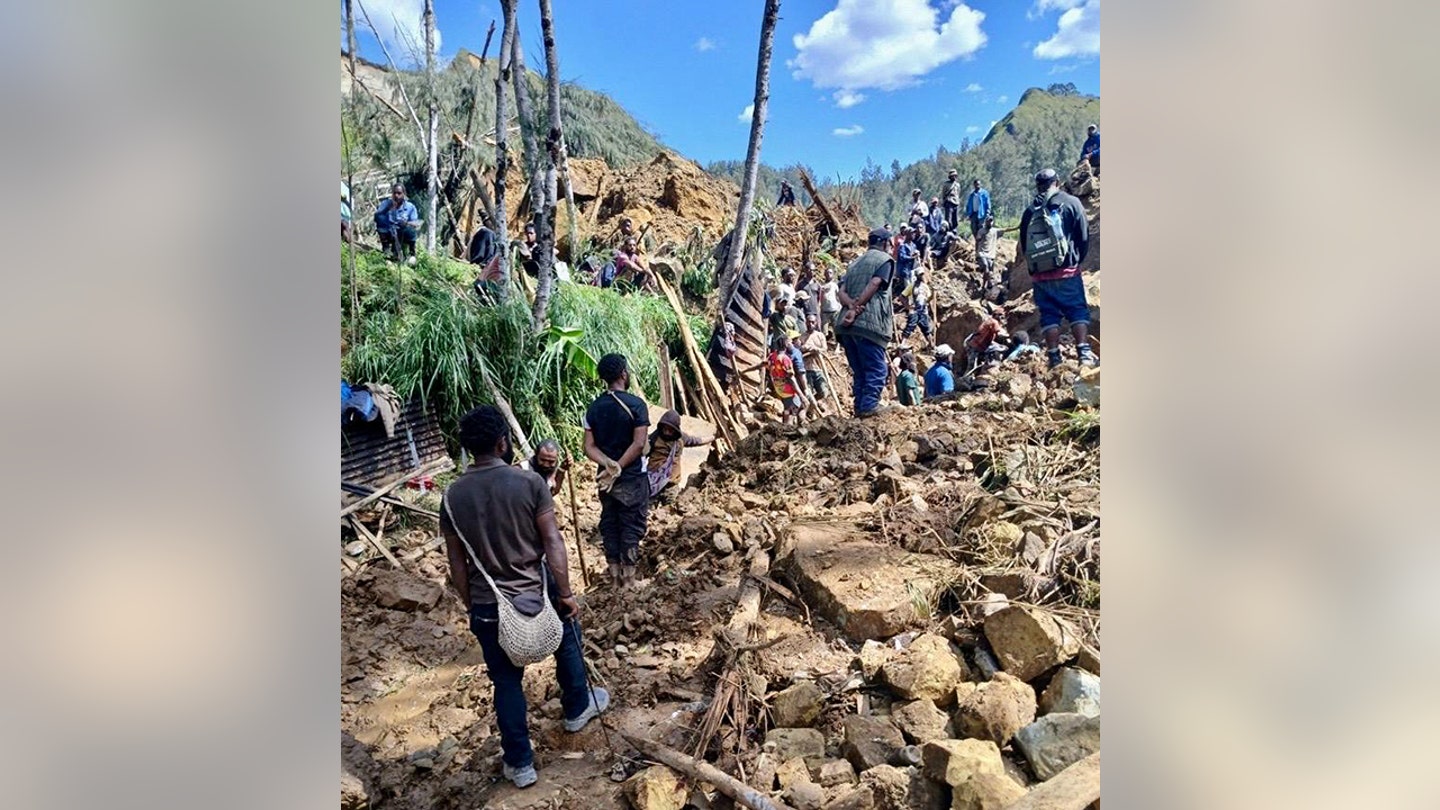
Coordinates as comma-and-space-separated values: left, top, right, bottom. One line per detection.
895, 353, 921, 406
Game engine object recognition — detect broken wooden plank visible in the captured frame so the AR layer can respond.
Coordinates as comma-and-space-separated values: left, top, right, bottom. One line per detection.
798, 168, 841, 238
340, 457, 453, 517
347, 515, 403, 569
620, 733, 796, 810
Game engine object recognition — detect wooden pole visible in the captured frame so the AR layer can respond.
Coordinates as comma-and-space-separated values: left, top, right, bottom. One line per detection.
654, 273, 741, 448
347, 515, 403, 569
659, 345, 674, 411
482, 370, 533, 457
817, 351, 844, 414
672, 367, 691, 416
619, 733, 795, 810
564, 468, 590, 588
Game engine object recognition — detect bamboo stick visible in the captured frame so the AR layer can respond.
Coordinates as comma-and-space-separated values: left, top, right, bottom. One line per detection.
619, 733, 795, 810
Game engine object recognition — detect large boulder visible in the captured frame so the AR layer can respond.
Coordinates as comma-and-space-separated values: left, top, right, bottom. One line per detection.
782, 524, 962, 642
772, 681, 827, 728
920, 739, 1006, 787
1038, 668, 1100, 718
892, 699, 953, 744
767, 728, 827, 764
1013, 713, 1101, 781
842, 716, 907, 772
953, 672, 1037, 746
814, 758, 858, 788
950, 772, 1028, 810
982, 606, 1081, 683
624, 765, 687, 810
881, 634, 968, 706
823, 786, 877, 810
369, 569, 443, 612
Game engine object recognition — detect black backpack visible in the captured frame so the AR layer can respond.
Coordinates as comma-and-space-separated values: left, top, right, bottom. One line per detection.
1024, 191, 1071, 274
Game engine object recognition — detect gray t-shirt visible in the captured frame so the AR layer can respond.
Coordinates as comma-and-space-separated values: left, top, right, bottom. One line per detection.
440, 462, 555, 608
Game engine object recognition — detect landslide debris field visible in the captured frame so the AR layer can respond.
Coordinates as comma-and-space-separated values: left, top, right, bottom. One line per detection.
341, 363, 1101, 810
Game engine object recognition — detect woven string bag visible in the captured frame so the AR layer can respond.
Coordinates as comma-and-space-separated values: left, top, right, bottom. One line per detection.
443, 491, 563, 666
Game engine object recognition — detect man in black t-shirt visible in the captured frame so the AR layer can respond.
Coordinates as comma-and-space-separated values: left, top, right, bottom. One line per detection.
582, 353, 651, 588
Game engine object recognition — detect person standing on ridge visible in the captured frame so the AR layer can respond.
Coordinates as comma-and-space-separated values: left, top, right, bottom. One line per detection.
581, 354, 651, 588
777, 179, 797, 206
964, 178, 991, 244
1080, 124, 1100, 176
835, 228, 896, 418
1019, 168, 1095, 368
941, 169, 963, 232
440, 405, 609, 790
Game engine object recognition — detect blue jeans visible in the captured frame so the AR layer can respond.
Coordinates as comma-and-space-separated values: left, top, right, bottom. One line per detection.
902, 307, 932, 338
468, 572, 592, 769
840, 334, 888, 415
1033, 274, 1090, 331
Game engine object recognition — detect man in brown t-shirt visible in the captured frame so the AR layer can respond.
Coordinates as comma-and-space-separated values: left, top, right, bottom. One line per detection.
440, 405, 608, 789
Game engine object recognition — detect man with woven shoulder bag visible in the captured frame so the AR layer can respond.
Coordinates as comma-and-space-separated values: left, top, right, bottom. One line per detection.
582, 353, 651, 589
440, 405, 609, 789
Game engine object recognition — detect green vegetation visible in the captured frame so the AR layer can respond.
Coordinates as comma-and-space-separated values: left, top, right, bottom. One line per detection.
341, 246, 707, 456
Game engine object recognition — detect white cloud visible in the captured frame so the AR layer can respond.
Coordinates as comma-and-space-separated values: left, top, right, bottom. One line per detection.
1049, 62, 1078, 74
354, 0, 439, 65
1028, 0, 1083, 18
996, 94, 1008, 103
1034, 0, 1099, 59
695, 37, 716, 52
738, 104, 754, 122
833, 89, 867, 108
790, 0, 987, 103
832, 124, 864, 137
965, 125, 980, 133
964, 82, 983, 92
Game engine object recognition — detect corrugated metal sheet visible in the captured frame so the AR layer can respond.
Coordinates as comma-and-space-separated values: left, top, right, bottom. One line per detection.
341, 399, 450, 501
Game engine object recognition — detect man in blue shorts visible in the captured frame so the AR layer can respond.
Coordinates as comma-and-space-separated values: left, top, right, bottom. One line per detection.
1018, 169, 1096, 368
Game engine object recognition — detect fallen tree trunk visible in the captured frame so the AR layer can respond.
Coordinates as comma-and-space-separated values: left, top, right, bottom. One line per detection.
620, 733, 796, 810
798, 169, 841, 238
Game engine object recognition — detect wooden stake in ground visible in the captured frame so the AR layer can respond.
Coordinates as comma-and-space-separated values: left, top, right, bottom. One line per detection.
654, 273, 741, 449
620, 733, 795, 810
564, 467, 590, 588
716, 0, 781, 317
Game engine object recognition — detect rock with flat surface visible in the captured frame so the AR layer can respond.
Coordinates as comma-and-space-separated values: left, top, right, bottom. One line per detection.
982, 606, 1081, 682
814, 758, 858, 788
921, 739, 1006, 788
950, 772, 1028, 810
788, 780, 827, 810
823, 785, 877, 810
841, 715, 907, 772
858, 640, 892, 681
1014, 713, 1101, 781
892, 699, 953, 744
767, 728, 827, 764
1039, 668, 1100, 717
1001, 752, 1100, 810
783, 523, 962, 642
624, 765, 687, 810
772, 681, 827, 728
881, 634, 967, 706
777, 757, 814, 789
369, 570, 443, 612
953, 672, 1036, 746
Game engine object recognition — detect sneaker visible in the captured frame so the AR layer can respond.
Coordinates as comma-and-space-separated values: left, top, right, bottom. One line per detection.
1077, 346, 1099, 367
564, 687, 611, 733
502, 763, 538, 788
405, 255, 418, 267
1046, 349, 1063, 369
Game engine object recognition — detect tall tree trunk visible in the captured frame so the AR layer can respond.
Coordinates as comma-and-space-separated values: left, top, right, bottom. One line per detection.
538, 0, 580, 272
510, 32, 544, 220
718, 0, 781, 318
423, 0, 439, 254
345, 0, 359, 351
493, 1, 518, 296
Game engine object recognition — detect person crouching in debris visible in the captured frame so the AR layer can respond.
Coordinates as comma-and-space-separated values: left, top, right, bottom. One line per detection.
439, 405, 609, 789
1005, 330, 1043, 362
582, 354, 651, 588
924, 344, 957, 399
524, 439, 568, 497
374, 183, 421, 265
835, 227, 896, 418
646, 410, 714, 504
963, 309, 1008, 376
614, 238, 652, 292
895, 353, 921, 406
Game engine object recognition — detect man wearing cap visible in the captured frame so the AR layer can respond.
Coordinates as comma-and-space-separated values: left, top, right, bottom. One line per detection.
964, 178, 991, 244
941, 170, 962, 232
924, 344, 957, 399
1019, 168, 1095, 368
908, 189, 929, 224
1080, 125, 1100, 176
834, 228, 897, 418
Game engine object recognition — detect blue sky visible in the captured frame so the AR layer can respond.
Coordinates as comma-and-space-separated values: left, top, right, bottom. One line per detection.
345, 0, 1099, 180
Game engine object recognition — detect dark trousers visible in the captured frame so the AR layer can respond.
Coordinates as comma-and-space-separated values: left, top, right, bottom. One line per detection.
469, 575, 592, 769
840, 334, 888, 415
943, 201, 959, 231
598, 489, 648, 565
969, 215, 982, 242
378, 225, 418, 260
903, 307, 932, 338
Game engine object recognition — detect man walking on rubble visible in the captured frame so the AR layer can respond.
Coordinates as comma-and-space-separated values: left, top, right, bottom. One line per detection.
1019, 168, 1096, 368
941, 169, 963, 232
834, 228, 896, 418
582, 354, 651, 588
440, 405, 609, 790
